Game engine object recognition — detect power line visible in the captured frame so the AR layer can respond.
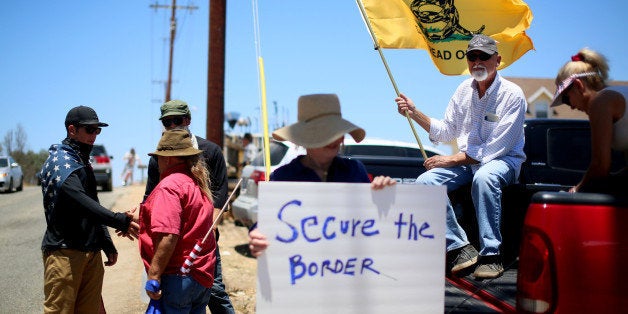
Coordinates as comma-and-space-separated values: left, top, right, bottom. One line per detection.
149, 0, 198, 102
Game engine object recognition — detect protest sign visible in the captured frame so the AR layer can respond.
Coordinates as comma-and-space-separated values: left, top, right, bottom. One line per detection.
256, 182, 447, 313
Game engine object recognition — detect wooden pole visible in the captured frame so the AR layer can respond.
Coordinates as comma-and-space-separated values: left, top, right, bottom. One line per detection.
165, 0, 176, 102
149, 1, 197, 102
207, 0, 226, 147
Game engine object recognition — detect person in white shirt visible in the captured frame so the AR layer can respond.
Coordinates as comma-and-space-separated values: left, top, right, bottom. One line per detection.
121, 148, 141, 186
395, 34, 526, 279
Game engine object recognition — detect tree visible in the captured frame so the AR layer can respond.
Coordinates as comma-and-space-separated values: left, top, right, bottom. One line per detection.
3, 130, 13, 155
2, 124, 46, 185
25, 149, 50, 185
14, 124, 27, 154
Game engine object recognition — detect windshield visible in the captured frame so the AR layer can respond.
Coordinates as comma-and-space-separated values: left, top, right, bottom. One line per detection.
341, 145, 439, 158
251, 142, 289, 167
0, 158, 7, 167
90, 145, 107, 156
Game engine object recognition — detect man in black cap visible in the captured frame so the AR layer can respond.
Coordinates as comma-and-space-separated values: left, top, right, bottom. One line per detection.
143, 99, 234, 313
395, 34, 527, 279
40, 105, 139, 313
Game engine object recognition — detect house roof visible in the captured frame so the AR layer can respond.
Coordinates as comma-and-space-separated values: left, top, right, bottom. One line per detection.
505, 77, 628, 99
504, 77, 628, 120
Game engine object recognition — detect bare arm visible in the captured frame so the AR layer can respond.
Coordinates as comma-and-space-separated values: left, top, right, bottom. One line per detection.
146, 233, 179, 300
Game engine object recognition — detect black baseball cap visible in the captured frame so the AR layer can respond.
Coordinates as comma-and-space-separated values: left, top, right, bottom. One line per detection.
65, 106, 109, 128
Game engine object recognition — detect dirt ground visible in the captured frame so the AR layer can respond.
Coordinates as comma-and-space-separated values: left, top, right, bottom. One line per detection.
102, 184, 258, 313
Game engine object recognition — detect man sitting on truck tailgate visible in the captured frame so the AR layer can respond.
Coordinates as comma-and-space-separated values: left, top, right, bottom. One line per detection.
395, 34, 527, 279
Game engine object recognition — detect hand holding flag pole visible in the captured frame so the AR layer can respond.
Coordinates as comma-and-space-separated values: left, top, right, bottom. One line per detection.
356, 0, 428, 160
180, 178, 243, 274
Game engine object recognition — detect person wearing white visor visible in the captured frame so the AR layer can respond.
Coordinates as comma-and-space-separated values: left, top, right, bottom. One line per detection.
551, 48, 628, 195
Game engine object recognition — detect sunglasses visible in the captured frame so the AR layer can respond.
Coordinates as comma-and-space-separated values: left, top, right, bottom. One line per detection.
80, 125, 102, 135
466, 52, 494, 62
561, 84, 574, 106
162, 116, 184, 128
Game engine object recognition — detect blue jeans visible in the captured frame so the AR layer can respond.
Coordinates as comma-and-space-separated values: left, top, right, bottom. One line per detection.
160, 274, 212, 314
416, 159, 515, 256
207, 245, 235, 314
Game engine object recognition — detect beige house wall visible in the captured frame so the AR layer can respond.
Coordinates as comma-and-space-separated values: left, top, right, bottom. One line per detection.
505, 77, 628, 120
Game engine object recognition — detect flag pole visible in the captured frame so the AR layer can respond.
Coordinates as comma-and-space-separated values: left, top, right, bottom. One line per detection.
355, 0, 428, 160
252, 0, 272, 180
181, 178, 243, 274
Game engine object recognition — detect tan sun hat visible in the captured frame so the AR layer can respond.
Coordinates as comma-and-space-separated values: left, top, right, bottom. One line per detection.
149, 129, 203, 157
272, 94, 365, 148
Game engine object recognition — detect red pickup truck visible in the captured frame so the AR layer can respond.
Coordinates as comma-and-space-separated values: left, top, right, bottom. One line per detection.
515, 119, 628, 313
517, 192, 628, 313
447, 119, 628, 313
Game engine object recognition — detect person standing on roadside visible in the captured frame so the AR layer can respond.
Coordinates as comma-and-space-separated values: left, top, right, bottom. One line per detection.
395, 34, 527, 279
121, 148, 141, 186
143, 99, 234, 313
140, 129, 217, 313
242, 132, 257, 166
40, 105, 139, 313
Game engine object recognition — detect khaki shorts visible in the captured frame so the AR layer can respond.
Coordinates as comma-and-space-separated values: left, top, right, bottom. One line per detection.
43, 249, 104, 314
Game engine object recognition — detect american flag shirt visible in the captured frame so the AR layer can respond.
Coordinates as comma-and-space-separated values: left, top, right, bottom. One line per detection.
40, 144, 84, 211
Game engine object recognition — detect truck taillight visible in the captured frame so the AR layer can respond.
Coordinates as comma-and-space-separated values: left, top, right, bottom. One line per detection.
517, 228, 556, 314
250, 170, 266, 184
94, 156, 110, 163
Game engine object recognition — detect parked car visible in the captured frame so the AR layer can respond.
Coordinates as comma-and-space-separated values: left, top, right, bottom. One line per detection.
0, 155, 24, 193
90, 144, 113, 191
231, 140, 306, 227
230, 138, 444, 227
340, 137, 445, 182
340, 137, 445, 158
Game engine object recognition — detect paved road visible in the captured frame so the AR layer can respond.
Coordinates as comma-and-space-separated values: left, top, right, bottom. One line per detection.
1, 186, 516, 313
0, 186, 122, 313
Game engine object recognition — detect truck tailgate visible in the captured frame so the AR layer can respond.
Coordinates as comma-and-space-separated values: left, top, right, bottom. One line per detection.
518, 192, 628, 313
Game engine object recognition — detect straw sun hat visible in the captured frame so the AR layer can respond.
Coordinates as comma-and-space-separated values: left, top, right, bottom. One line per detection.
272, 94, 366, 148
149, 129, 202, 157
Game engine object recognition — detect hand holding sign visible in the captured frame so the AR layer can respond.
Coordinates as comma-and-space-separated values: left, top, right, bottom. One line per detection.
256, 182, 447, 314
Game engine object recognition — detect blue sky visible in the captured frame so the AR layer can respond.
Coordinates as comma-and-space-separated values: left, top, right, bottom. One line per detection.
2, 0, 627, 187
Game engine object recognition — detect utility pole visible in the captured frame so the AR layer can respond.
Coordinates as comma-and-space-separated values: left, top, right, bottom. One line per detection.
150, 0, 198, 102
207, 0, 226, 147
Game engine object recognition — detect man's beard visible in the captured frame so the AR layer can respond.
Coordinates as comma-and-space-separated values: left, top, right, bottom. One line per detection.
471, 66, 488, 82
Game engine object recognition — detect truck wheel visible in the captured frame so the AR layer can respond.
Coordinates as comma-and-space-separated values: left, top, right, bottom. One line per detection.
104, 179, 113, 192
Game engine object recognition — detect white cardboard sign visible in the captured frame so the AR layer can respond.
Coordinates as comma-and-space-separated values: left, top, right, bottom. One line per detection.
255, 182, 447, 314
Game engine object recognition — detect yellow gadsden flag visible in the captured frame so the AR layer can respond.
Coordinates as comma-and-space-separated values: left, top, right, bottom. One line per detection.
360, 0, 534, 75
